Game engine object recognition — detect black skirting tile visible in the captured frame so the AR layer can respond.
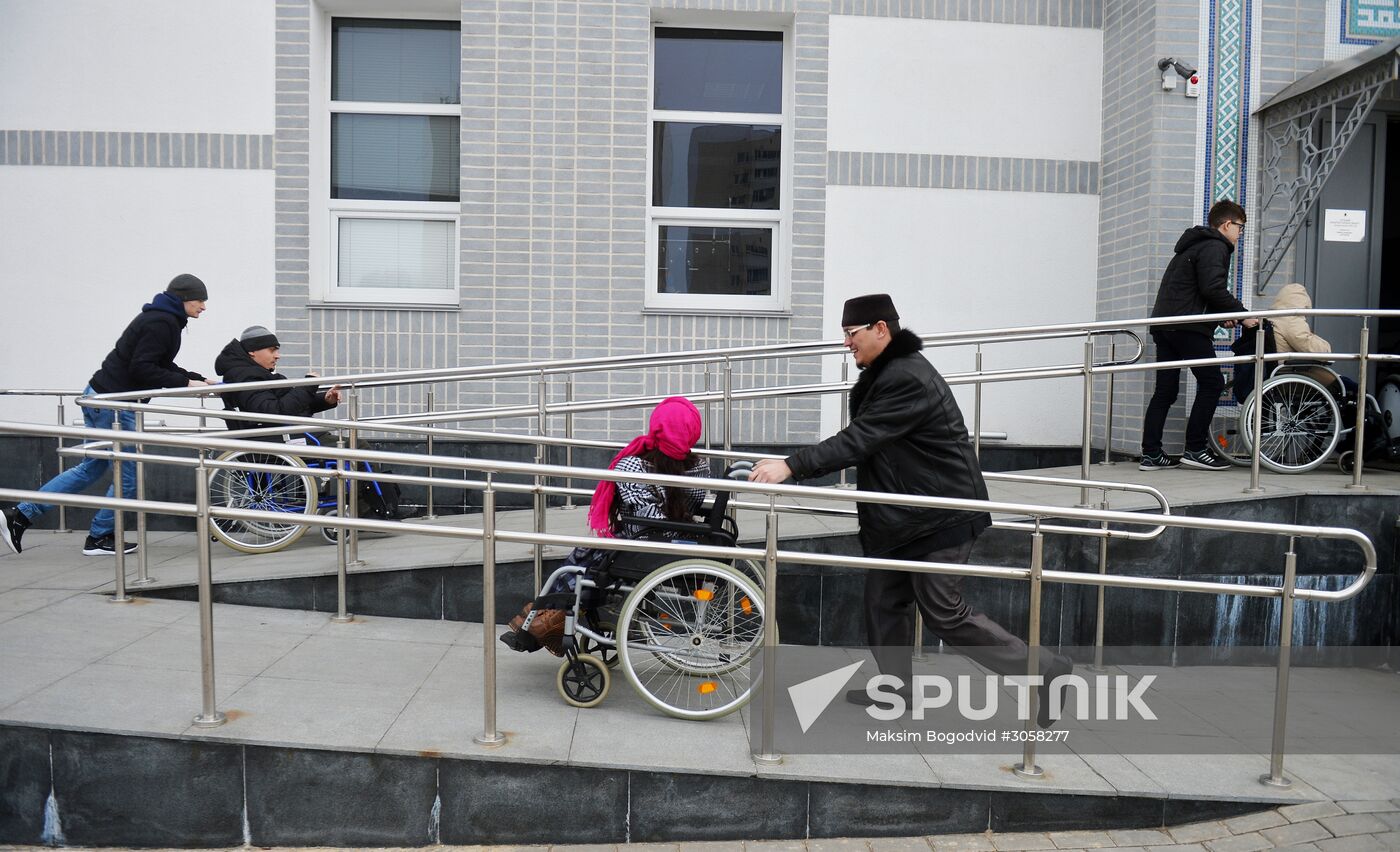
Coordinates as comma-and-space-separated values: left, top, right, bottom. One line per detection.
245, 746, 437, 846
989, 791, 1163, 832
0, 726, 50, 844
50, 731, 243, 847
628, 771, 807, 842
438, 759, 627, 845
808, 781, 988, 837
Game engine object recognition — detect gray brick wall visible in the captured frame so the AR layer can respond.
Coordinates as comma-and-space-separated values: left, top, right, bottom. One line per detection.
0, 131, 273, 168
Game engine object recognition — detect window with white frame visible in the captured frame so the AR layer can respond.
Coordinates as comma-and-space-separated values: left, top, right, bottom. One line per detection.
326, 17, 459, 305
647, 27, 789, 312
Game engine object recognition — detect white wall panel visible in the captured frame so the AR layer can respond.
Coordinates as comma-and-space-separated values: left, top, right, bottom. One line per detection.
0, 0, 275, 133
0, 168, 276, 423
821, 186, 1100, 445
828, 16, 1103, 161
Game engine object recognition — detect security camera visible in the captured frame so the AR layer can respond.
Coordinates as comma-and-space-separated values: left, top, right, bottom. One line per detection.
1158, 57, 1198, 78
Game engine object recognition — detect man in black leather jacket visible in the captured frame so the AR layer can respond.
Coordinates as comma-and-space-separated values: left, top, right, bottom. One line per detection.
751, 294, 1071, 724
1139, 198, 1258, 471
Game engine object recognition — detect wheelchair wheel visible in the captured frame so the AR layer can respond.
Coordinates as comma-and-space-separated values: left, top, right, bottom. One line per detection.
1380, 376, 1400, 440
557, 653, 610, 708
209, 451, 317, 553
616, 559, 765, 720
1207, 384, 1252, 467
1237, 374, 1342, 473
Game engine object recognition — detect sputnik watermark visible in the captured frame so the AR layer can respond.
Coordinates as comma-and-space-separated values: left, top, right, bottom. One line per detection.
787, 665, 1156, 733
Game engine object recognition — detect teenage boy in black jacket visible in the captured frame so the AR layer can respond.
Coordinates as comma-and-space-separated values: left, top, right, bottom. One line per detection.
1140, 199, 1258, 471
213, 326, 341, 435
2, 274, 212, 557
750, 294, 1073, 727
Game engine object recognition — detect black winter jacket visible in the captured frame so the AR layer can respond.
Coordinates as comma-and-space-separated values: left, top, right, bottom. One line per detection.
1150, 226, 1247, 337
88, 293, 206, 395
786, 330, 991, 557
214, 339, 336, 432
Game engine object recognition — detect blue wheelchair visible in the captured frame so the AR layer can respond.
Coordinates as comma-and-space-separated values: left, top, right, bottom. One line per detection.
208, 432, 398, 553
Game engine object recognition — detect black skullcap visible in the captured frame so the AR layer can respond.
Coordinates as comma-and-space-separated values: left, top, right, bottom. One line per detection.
239, 325, 280, 352
165, 273, 208, 302
841, 293, 899, 327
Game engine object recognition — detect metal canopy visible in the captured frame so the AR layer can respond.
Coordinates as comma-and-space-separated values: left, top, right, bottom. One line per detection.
1252, 36, 1400, 293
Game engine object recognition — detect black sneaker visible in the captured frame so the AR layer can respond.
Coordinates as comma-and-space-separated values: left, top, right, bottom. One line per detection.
1, 508, 26, 555
1179, 448, 1231, 471
1138, 452, 1179, 471
82, 535, 137, 556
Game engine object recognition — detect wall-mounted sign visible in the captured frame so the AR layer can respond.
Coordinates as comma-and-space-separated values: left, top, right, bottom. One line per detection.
1323, 209, 1366, 243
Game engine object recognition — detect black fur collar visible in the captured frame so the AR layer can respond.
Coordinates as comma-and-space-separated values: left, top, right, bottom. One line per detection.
849, 329, 922, 415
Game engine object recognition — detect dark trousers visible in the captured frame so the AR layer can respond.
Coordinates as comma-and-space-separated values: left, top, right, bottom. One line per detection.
1141, 329, 1224, 455
866, 539, 1056, 684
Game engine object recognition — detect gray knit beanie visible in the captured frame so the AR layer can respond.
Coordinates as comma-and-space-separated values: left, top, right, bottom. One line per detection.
239, 326, 280, 352
165, 273, 208, 302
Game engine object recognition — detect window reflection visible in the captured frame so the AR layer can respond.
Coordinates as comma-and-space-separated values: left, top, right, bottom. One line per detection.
657, 226, 772, 296
654, 28, 782, 113
653, 123, 781, 209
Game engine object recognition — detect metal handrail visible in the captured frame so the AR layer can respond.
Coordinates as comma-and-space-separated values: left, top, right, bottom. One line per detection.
0, 417, 1377, 789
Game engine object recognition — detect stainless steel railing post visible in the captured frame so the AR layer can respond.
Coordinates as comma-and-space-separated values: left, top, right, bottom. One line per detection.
1099, 339, 1117, 465
110, 420, 131, 604
55, 397, 68, 533
130, 410, 154, 587
1014, 520, 1045, 779
1261, 539, 1297, 788
192, 449, 226, 728
1090, 494, 1109, 672
703, 363, 713, 451
1078, 336, 1093, 507
331, 435, 353, 624
534, 371, 547, 592
474, 476, 507, 747
754, 495, 783, 765
839, 359, 851, 486
1247, 323, 1266, 494
973, 345, 983, 460
564, 375, 575, 507
1347, 320, 1370, 491
722, 356, 734, 453
913, 610, 926, 661
347, 386, 363, 567
425, 385, 437, 519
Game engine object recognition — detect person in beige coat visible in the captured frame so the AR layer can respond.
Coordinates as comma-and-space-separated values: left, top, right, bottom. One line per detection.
1271, 283, 1332, 355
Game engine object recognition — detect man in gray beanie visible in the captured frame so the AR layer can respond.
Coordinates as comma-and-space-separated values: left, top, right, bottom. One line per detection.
214, 325, 341, 435
750, 293, 1074, 728
2, 274, 212, 558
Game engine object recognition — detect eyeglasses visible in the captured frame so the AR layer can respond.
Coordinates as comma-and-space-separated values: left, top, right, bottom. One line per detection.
842, 323, 875, 339
1227, 221, 1246, 231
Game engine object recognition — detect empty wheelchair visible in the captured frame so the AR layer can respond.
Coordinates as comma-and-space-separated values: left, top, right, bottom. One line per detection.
208, 432, 399, 553
525, 464, 768, 720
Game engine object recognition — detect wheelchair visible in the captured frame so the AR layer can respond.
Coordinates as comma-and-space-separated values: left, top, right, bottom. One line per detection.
208, 432, 398, 553
1210, 360, 1394, 474
524, 463, 769, 720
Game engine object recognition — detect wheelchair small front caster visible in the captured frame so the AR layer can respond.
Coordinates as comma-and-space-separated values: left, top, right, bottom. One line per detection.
557, 653, 610, 708
318, 507, 342, 544
1338, 451, 1355, 474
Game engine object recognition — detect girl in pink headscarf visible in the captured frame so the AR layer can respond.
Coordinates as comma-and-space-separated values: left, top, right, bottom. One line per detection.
501, 396, 708, 654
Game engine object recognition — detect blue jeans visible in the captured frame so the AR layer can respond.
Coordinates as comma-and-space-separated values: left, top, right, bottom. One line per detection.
17, 386, 137, 538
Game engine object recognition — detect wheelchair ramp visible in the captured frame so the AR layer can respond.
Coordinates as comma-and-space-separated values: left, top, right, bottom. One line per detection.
3, 587, 1397, 846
